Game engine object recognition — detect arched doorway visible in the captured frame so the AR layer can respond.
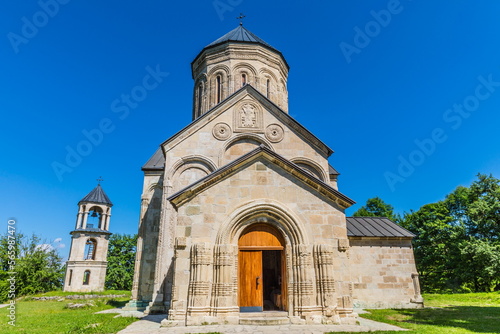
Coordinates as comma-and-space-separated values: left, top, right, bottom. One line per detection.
238, 223, 287, 312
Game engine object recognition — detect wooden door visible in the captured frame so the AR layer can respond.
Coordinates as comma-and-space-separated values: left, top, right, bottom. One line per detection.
239, 250, 263, 311
281, 250, 287, 311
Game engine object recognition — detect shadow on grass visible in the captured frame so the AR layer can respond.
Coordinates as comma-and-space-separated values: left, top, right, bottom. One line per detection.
107, 299, 129, 308
364, 306, 500, 333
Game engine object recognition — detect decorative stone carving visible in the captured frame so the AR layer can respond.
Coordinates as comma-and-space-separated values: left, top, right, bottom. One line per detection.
210, 244, 239, 316
292, 244, 316, 315
314, 244, 337, 316
175, 237, 187, 249
338, 295, 353, 309
241, 103, 256, 127
187, 243, 212, 314
265, 124, 284, 143
212, 123, 232, 141
338, 239, 349, 252
233, 102, 262, 133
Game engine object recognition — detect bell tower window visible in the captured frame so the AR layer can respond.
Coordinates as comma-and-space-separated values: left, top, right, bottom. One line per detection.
84, 239, 97, 260
266, 79, 270, 98
242, 73, 247, 87
83, 270, 90, 285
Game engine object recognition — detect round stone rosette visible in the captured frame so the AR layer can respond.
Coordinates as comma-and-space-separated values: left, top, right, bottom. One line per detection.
212, 123, 232, 140
265, 124, 284, 143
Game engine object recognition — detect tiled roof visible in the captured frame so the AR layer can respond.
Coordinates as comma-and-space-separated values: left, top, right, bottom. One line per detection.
79, 184, 113, 206
346, 217, 415, 238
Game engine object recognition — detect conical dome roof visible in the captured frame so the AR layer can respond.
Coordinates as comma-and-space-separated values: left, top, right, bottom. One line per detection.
205, 25, 278, 52
193, 25, 289, 70
79, 184, 113, 206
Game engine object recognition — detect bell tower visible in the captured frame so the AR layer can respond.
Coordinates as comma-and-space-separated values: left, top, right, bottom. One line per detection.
63, 181, 113, 292
191, 24, 290, 119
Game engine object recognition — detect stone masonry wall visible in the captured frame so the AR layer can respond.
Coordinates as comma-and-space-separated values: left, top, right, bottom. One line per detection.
348, 237, 422, 309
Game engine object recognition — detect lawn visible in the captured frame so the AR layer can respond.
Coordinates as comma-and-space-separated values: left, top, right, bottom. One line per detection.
1, 292, 499, 333
0, 290, 138, 334
331, 292, 500, 334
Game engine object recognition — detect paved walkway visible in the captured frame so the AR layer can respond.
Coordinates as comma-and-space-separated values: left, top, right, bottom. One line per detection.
113, 311, 407, 334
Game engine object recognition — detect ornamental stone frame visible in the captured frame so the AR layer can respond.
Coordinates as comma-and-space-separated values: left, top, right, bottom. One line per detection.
163, 199, 356, 326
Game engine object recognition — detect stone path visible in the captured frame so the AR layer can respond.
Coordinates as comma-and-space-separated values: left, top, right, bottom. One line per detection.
114, 312, 407, 334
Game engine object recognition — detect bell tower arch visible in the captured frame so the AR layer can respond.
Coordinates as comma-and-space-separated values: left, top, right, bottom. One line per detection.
63, 181, 113, 292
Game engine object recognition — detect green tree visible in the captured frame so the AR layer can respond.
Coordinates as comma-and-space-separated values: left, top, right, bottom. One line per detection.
0, 233, 64, 302
401, 202, 465, 292
105, 234, 137, 290
401, 173, 500, 292
457, 239, 500, 292
353, 197, 399, 221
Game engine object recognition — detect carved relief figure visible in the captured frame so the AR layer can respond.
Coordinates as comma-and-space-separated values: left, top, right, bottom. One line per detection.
240, 103, 256, 128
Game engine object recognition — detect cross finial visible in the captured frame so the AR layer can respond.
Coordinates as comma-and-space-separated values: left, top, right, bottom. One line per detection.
236, 13, 246, 26
96, 176, 104, 185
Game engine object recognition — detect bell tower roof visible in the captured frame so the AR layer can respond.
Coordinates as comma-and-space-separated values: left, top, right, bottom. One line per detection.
79, 184, 113, 206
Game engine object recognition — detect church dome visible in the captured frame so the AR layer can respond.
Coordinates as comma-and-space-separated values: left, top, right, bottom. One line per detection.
203, 25, 285, 63
191, 25, 290, 119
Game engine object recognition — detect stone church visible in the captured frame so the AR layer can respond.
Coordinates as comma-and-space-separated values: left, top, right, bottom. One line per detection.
126, 25, 423, 326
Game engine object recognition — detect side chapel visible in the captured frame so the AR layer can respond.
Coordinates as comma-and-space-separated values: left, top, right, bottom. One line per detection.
126, 25, 423, 325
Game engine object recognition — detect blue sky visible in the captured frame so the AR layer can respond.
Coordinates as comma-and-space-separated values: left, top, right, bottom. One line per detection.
1, 0, 500, 260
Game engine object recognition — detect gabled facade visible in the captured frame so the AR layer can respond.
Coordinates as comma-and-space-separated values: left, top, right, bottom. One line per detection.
126, 25, 423, 326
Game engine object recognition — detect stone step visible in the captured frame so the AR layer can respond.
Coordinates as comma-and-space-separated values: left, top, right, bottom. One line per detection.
239, 317, 290, 325
239, 311, 288, 318
239, 312, 290, 325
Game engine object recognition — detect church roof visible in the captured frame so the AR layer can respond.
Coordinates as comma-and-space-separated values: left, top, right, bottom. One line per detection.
193, 25, 289, 70
79, 184, 113, 206
142, 147, 165, 171
168, 145, 355, 209
206, 25, 277, 50
346, 217, 415, 238
328, 164, 340, 176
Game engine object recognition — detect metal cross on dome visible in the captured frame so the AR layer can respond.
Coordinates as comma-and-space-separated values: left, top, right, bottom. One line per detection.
236, 13, 246, 25
96, 176, 104, 185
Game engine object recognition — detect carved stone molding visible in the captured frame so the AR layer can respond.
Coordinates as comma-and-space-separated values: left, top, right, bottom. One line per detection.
338, 239, 349, 252
175, 237, 187, 249
265, 124, 284, 143
212, 123, 232, 141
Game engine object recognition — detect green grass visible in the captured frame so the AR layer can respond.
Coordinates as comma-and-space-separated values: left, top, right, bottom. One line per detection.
2, 292, 499, 333
22, 290, 130, 298
330, 292, 500, 334
0, 290, 138, 334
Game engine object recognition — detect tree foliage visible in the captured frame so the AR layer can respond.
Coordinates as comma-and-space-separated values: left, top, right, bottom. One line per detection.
105, 234, 137, 291
401, 174, 500, 292
0, 233, 64, 302
353, 196, 399, 221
